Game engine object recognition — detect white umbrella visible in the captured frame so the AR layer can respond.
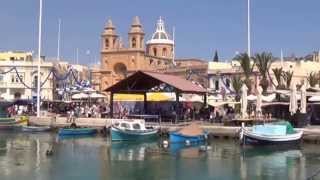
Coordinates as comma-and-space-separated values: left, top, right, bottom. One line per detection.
241, 84, 248, 118
262, 93, 276, 102
89, 92, 107, 99
256, 86, 262, 114
300, 84, 307, 113
82, 87, 96, 93
247, 94, 257, 101
72, 92, 89, 99
289, 82, 297, 115
309, 96, 320, 102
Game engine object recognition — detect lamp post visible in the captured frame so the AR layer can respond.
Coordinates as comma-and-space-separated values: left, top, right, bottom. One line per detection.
36, 0, 43, 117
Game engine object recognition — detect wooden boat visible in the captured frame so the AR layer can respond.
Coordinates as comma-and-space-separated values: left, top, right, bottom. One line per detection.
21, 125, 51, 132
169, 123, 207, 143
110, 119, 159, 141
58, 128, 97, 136
0, 117, 15, 123
240, 121, 303, 145
0, 118, 28, 130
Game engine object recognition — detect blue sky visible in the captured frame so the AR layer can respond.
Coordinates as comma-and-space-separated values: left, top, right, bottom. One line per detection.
1, 0, 320, 64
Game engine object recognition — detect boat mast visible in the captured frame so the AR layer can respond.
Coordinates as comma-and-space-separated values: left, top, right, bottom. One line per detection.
36, 0, 43, 117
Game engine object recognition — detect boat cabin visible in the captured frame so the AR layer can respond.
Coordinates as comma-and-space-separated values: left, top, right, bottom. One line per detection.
113, 119, 147, 131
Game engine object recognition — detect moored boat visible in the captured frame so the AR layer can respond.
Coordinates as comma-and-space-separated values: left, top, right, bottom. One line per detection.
169, 123, 207, 143
58, 128, 97, 136
22, 125, 51, 132
110, 119, 159, 141
240, 121, 303, 145
0, 117, 28, 130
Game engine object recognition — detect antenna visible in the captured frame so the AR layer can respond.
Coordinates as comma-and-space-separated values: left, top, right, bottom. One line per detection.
57, 18, 61, 61
172, 26, 176, 66
247, 0, 251, 57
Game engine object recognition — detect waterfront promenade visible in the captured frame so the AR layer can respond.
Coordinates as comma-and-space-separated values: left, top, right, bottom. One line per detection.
28, 116, 320, 143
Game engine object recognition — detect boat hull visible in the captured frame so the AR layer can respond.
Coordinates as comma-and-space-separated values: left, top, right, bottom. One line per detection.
0, 118, 28, 130
58, 128, 97, 136
242, 130, 303, 145
22, 126, 51, 132
169, 132, 206, 143
111, 127, 158, 141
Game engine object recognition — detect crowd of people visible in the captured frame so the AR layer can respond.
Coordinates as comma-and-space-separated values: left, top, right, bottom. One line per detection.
4, 99, 239, 125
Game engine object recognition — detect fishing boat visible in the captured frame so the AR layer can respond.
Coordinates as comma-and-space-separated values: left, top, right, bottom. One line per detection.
110, 119, 159, 141
21, 125, 51, 132
0, 118, 28, 130
169, 123, 207, 143
240, 121, 303, 145
58, 128, 97, 136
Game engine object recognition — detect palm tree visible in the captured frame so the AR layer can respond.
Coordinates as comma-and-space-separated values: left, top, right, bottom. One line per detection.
272, 67, 284, 89
253, 52, 273, 94
283, 71, 293, 89
231, 75, 243, 101
308, 72, 318, 87
234, 53, 254, 92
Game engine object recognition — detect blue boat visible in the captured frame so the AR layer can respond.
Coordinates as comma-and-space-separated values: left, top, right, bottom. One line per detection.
169, 123, 207, 143
169, 132, 207, 143
111, 119, 158, 141
58, 128, 97, 136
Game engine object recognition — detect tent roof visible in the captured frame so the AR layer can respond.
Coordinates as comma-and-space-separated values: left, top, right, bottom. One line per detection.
104, 71, 207, 94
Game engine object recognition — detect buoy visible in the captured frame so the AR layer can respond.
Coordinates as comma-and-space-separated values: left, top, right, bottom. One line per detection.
185, 140, 191, 146
162, 140, 169, 148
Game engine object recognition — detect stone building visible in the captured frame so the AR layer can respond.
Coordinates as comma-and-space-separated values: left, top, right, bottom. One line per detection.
100, 16, 175, 90
0, 52, 54, 101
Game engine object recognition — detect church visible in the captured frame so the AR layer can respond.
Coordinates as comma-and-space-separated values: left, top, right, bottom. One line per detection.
98, 16, 208, 91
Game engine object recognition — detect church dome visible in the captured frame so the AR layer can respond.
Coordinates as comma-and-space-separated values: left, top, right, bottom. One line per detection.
147, 17, 174, 45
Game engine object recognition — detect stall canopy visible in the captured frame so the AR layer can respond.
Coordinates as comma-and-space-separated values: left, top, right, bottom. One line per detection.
104, 71, 207, 118
105, 71, 207, 94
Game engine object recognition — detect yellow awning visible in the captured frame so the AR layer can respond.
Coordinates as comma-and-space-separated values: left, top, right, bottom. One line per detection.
113, 93, 173, 102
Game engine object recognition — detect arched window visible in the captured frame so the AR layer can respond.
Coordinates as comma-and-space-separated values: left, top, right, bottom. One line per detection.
162, 48, 167, 57
215, 80, 219, 90
105, 39, 109, 49
132, 37, 136, 48
33, 76, 38, 89
14, 92, 21, 99
153, 48, 157, 56
113, 63, 127, 77
226, 79, 230, 88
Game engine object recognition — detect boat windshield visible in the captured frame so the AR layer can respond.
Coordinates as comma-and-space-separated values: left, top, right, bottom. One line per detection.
120, 123, 130, 129
132, 123, 141, 130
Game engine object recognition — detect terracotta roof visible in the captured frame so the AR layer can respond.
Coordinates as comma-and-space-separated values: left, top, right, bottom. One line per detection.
104, 71, 207, 94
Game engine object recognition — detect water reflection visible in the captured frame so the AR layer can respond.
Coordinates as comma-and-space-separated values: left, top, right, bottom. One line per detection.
0, 132, 320, 180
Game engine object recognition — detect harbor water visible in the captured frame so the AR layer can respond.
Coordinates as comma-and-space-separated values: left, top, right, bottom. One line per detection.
0, 131, 320, 180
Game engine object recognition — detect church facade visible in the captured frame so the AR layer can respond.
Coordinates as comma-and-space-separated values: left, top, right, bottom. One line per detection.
99, 16, 176, 90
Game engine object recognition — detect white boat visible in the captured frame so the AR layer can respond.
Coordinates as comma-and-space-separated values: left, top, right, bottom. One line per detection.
110, 119, 159, 141
22, 125, 51, 132
240, 121, 303, 145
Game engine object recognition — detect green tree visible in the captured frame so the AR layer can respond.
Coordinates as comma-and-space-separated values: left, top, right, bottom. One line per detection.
283, 71, 293, 89
272, 67, 285, 89
213, 50, 219, 62
231, 75, 243, 102
253, 52, 273, 94
308, 72, 318, 87
234, 53, 254, 93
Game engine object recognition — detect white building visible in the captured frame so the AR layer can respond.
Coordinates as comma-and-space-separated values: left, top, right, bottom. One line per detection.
0, 58, 54, 101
